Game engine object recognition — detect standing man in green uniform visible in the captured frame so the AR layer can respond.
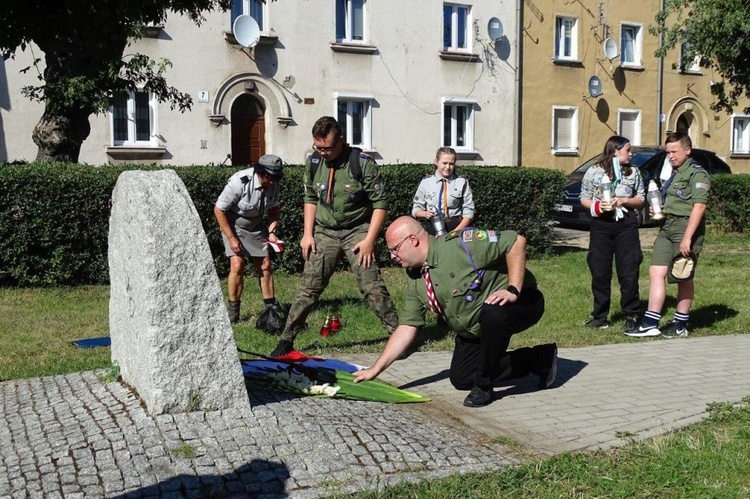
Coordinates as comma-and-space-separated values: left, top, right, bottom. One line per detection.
628, 132, 711, 339
353, 216, 557, 408
270, 116, 399, 357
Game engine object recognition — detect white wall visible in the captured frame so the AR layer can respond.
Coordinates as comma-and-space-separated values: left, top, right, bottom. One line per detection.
0, 1, 518, 166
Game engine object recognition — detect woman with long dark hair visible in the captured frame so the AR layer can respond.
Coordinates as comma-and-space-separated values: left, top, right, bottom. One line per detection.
580, 136, 645, 333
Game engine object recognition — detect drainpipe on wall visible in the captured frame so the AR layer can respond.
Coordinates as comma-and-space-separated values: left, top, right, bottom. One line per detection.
656, 0, 665, 144
515, 0, 524, 167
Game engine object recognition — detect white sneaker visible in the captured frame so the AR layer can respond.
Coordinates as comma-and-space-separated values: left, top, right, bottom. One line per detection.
624, 324, 661, 337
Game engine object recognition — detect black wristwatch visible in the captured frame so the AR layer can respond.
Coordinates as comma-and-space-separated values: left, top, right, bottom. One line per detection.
506, 285, 521, 298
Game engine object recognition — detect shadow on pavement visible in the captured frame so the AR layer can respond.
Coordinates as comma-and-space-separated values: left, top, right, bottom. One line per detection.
110, 459, 290, 498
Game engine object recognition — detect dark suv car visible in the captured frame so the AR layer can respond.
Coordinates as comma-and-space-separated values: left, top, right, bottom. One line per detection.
552, 147, 731, 229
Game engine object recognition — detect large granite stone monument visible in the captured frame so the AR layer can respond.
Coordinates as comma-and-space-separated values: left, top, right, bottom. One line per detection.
108, 170, 249, 415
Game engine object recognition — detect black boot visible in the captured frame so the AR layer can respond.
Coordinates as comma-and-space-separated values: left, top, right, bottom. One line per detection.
532, 343, 558, 389
463, 385, 494, 407
227, 300, 241, 324
270, 339, 294, 358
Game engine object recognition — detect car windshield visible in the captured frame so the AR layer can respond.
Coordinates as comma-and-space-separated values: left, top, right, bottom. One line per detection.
571, 148, 660, 175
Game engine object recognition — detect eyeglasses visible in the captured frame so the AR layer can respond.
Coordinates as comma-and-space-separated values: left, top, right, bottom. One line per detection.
388, 235, 411, 256
312, 135, 341, 153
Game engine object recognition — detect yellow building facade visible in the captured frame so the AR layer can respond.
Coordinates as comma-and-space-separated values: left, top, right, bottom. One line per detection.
520, 0, 750, 174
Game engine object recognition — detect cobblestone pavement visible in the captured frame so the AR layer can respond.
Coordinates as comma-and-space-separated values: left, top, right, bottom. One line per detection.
0, 372, 514, 498
2, 334, 748, 497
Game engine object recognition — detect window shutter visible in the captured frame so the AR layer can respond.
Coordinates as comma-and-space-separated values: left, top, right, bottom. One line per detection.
554, 110, 573, 149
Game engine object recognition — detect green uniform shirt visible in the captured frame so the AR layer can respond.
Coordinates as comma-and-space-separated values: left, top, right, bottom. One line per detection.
303, 146, 387, 230
399, 229, 537, 338
663, 158, 711, 217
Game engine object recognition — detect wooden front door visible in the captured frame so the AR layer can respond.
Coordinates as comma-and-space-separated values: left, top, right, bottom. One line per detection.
231, 94, 266, 166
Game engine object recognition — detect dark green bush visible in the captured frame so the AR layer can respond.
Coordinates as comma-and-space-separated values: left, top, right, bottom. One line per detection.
708, 174, 750, 233
1, 162, 564, 286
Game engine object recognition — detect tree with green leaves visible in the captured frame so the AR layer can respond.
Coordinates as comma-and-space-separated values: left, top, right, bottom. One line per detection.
0, 0, 233, 162
653, 0, 750, 113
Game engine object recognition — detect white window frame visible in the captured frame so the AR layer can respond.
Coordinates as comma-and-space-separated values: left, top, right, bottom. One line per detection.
443, 3, 472, 52
617, 109, 642, 145
554, 16, 578, 61
551, 106, 578, 155
231, 0, 266, 32
109, 90, 158, 147
730, 115, 750, 154
620, 22, 643, 67
336, 0, 366, 44
334, 92, 373, 150
680, 42, 701, 73
441, 97, 476, 153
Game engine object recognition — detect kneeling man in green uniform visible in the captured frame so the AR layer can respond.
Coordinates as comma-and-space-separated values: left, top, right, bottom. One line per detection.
354, 216, 557, 408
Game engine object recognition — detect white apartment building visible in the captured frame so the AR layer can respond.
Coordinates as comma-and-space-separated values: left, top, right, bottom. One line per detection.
0, 1, 520, 166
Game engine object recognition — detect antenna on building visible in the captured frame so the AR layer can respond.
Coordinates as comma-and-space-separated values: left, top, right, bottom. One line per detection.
487, 17, 504, 41
602, 38, 618, 60
233, 15, 260, 48
587, 75, 604, 99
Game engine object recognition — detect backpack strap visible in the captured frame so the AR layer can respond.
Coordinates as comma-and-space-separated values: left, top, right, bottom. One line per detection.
349, 147, 363, 184
308, 146, 364, 184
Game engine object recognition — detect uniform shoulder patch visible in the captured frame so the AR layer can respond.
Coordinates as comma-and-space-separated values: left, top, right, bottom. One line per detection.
240, 176, 250, 184
462, 229, 474, 242
695, 182, 709, 190
445, 229, 461, 240
474, 230, 488, 241
358, 152, 372, 160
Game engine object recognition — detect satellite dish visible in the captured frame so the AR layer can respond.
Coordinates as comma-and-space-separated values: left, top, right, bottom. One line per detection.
603, 38, 618, 60
487, 17, 504, 41
588, 76, 603, 98
233, 14, 260, 48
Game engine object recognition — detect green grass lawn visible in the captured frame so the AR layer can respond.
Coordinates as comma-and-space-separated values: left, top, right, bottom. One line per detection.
1, 227, 749, 497
342, 398, 750, 498
2, 227, 748, 380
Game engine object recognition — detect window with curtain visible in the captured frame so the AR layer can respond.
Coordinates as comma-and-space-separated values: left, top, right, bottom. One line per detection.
337, 96, 372, 149
231, 0, 265, 31
555, 16, 578, 60
620, 24, 642, 66
731, 116, 750, 153
443, 3, 470, 51
111, 90, 156, 146
442, 100, 474, 151
336, 0, 365, 42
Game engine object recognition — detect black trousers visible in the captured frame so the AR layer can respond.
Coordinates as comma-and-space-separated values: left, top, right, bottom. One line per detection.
449, 287, 545, 390
587, 211, 643, 320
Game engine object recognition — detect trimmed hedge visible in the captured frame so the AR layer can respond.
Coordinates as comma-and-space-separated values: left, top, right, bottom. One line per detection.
707, 174, 750, 233
0, 161, 564, 286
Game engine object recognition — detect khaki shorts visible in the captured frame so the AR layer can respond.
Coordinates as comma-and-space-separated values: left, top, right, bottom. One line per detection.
651, 216, 704, 267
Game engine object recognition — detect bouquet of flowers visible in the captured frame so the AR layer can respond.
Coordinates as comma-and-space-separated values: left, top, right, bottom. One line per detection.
240, 350, 429, 403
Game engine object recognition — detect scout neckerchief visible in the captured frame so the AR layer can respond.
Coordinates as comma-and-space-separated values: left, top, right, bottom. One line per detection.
324, 165, 336, 205
422, 267, 443, 315
439, 179, 449, 217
